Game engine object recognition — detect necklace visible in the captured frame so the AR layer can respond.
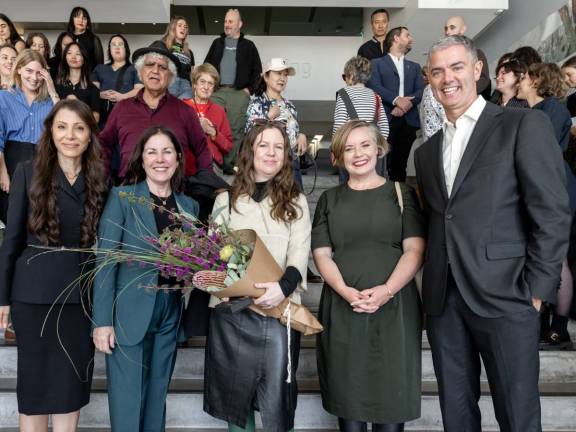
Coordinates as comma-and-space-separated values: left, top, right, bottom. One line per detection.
152, 193, 170, 206
63, 170, 80, 181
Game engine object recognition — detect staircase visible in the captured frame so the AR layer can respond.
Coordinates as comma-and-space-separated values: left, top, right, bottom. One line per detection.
0, 152, 575, 431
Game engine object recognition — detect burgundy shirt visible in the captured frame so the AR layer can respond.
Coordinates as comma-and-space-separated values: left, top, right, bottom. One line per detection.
99, 89, 211, 177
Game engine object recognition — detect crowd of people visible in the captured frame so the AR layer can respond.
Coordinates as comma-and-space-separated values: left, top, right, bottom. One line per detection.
0, 6, 574, 432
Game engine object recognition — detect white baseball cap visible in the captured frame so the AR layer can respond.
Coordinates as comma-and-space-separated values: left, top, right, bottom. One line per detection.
262, 58, 296, 76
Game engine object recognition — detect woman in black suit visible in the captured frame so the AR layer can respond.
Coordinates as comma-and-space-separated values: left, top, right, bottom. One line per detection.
0, 99, 107, 431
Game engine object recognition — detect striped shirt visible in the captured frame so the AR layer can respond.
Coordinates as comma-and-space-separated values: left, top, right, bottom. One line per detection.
0, 87, 53, 152
332, 85, 389, 138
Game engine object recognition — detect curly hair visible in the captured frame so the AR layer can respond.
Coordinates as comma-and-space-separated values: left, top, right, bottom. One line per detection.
343, 56, 371, 85
28, 99, 107, 247
527, 63, 567, 99
231, 123, 301, 223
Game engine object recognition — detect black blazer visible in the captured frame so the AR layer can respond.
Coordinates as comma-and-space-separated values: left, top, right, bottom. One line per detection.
415, 102, 571, 318
0, 161, 93, 305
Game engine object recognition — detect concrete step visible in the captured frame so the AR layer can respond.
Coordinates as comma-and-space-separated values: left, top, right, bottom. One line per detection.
0, 426, 576, 432
0, 340, 574, 384
1, 376, 575, 396
0, 392, 574, 430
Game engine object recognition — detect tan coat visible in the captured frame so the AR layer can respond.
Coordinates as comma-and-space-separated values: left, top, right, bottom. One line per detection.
210, 191, 311, 306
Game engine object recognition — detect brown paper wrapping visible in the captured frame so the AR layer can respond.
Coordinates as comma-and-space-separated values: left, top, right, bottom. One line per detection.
194, 229, 323, 335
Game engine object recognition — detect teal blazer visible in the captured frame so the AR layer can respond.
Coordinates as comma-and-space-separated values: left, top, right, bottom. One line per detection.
92, 181, 198, 346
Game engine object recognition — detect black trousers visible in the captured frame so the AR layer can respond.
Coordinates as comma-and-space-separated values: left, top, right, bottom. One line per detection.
387, 116, 417, 182
427, 272, 542, 432
0, 141, 36, 223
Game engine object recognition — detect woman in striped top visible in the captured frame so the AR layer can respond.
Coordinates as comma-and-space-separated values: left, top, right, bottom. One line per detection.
0, 49, 59, 222
333, 56, 389, 182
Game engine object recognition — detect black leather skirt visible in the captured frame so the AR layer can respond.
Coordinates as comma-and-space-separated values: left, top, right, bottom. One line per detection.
204, 301, 301, 431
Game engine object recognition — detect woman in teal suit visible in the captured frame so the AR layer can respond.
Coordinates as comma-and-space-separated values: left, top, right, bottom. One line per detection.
92, 126, 199, 431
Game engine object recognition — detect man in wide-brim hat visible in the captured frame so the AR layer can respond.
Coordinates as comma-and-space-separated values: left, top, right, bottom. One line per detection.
100, 45, 213, 181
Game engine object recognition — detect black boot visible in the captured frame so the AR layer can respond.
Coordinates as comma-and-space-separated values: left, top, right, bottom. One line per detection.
541, 314, 572, 350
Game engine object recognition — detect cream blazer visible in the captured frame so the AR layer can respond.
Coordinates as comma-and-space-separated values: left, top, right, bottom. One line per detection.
210, 191, 311, 306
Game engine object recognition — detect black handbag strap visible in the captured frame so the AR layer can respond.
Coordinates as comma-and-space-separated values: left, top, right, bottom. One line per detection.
337, 89, 359, 120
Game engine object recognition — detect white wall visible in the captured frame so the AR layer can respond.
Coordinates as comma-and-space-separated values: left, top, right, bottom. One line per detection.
42, 32, 362, 101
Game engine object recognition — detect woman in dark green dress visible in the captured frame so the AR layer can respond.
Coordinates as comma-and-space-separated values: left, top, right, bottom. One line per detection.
312, 120, 425, 431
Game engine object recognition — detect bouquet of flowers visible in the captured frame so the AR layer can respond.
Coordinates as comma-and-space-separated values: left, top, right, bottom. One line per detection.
97, 192, 322, 335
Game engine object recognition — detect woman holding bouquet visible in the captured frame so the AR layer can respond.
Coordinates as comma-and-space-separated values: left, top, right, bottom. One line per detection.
0, 99, 107, 431
312, 120, 425, 431
92, 126, 199, 431
204, 122, 311, 432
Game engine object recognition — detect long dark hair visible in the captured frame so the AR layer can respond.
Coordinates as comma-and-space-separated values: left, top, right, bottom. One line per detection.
123, 126, 185, 193
106, 34, 131, 65
52, 31, 75, 61
0, 14, 24, 46
57, 42, 91, 88
231, 122, 301, 222
28, 100, 107, 247
67, 7, 94, 34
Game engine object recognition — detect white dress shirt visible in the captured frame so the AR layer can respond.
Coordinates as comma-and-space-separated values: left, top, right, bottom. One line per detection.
389, 53, 405, 97
442, 96, 486, 196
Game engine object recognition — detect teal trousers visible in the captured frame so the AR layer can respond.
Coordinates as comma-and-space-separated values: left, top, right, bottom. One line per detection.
106, 292, 181, 432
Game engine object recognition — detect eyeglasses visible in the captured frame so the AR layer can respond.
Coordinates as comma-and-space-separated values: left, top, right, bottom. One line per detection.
197, 78, 215, 88
252, 118, 287, 130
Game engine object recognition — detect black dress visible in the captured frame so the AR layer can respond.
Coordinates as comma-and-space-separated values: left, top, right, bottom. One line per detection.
56, 81, 100, 114
0, 163, 95, 414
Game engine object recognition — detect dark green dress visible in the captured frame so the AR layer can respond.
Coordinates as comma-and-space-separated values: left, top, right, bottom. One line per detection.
312, 182, 425, 424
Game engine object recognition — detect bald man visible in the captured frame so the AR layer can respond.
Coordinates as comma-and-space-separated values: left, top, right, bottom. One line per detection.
444, 16, 491, 99
204, 9, 262, 174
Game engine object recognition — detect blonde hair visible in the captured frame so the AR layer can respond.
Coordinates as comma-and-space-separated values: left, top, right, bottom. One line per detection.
191, 63, 220, 87
162, 16, 191, 55
331, 120, 389, 167
11, 49, 50, 101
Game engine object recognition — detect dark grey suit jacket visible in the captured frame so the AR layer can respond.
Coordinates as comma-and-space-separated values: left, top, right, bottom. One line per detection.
415, 102, 571, 317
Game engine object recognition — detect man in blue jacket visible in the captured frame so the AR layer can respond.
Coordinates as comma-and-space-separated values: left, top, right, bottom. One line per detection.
204, 8, 262, 174
368, 26, 424, 181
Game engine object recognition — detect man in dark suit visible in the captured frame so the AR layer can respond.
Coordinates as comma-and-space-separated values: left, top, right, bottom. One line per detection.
415, 35, 571, 432
367, 26, 424, 181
